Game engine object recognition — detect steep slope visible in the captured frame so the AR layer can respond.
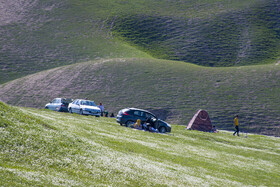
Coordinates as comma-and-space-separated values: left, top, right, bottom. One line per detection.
1, 0, 279, 84
1, 102, 279, 186
111, 0, 280, 66
1, 58, 279, 136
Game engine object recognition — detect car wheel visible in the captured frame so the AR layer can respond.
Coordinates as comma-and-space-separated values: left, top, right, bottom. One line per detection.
159, 127, 166, 133
125, 120, 134, 127
80, 109, 83, 115
69, 108, 72, 113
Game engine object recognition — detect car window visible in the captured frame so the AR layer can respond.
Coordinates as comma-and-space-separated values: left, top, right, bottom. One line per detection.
51, 99, 56, 103
145, 112, 156, 119
134, 111, 145, 117
63, 98, 72, 104
90, 101, 97, 106
145, 113, 151, 118
54, 98, 59, 103
86, 101, 96, 106
82, 101, 96, 106
133, 111, 140, 116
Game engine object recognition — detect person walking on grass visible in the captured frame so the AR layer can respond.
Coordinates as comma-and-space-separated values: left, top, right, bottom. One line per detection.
233, 115, 239, 136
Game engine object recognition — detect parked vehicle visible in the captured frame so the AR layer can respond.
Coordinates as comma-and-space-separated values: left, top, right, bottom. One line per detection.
45, 98, 73, 112
116, 108, 171, 133
68, 99, 101, 117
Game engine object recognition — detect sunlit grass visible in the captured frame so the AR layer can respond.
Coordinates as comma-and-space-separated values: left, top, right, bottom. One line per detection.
0, 102, 279, 186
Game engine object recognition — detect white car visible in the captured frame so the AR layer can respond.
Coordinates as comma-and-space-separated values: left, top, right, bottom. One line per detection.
68, 99, 101, 117
45, 98, 72, 112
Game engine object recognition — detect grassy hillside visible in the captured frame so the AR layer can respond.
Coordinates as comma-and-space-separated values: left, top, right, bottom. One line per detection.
1, 0, 279, 83
111, 0, 280, 67
0, 0, 151, 84
0, 102, 279, 186
1, 58, 279, 136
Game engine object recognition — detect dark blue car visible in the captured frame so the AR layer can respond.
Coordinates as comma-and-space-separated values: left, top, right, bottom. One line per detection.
116, 108, 171, 133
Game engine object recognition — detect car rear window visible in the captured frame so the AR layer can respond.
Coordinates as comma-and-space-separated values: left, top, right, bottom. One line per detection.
62, 98, 72, 104
119, 109, 129, 115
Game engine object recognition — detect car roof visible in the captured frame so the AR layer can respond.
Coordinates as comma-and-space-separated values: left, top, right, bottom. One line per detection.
77, 99, 95, 102
127, 108, 156, 116
53, 98, 72, 100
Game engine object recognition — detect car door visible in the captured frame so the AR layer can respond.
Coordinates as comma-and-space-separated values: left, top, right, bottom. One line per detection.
49, 98, 57, 110
71, 100, 78, 113
54, 98, 61, 111
133, 110, 147, 123
73, 100, 81, 113
69, 100, 76, 113
144, 112, 158, 128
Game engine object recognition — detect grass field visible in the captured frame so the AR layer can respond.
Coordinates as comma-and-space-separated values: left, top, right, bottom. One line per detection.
0, 101, 279, 186
0, 102, 279, 186
1, 58, 279, 136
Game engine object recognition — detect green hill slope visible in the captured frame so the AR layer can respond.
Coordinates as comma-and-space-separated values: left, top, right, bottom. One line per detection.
111, 0, 280, 67
1, 58, 279, 136
0, 0, 151, 84
1, 102, 280, 186
1, 0, 279, 83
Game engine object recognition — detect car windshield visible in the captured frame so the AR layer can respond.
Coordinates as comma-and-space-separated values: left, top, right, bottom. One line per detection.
80, 100, 97, 106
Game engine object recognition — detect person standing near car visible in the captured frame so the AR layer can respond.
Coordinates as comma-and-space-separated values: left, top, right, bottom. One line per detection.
98, 103, 104, 116
233, 115, 239, 136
